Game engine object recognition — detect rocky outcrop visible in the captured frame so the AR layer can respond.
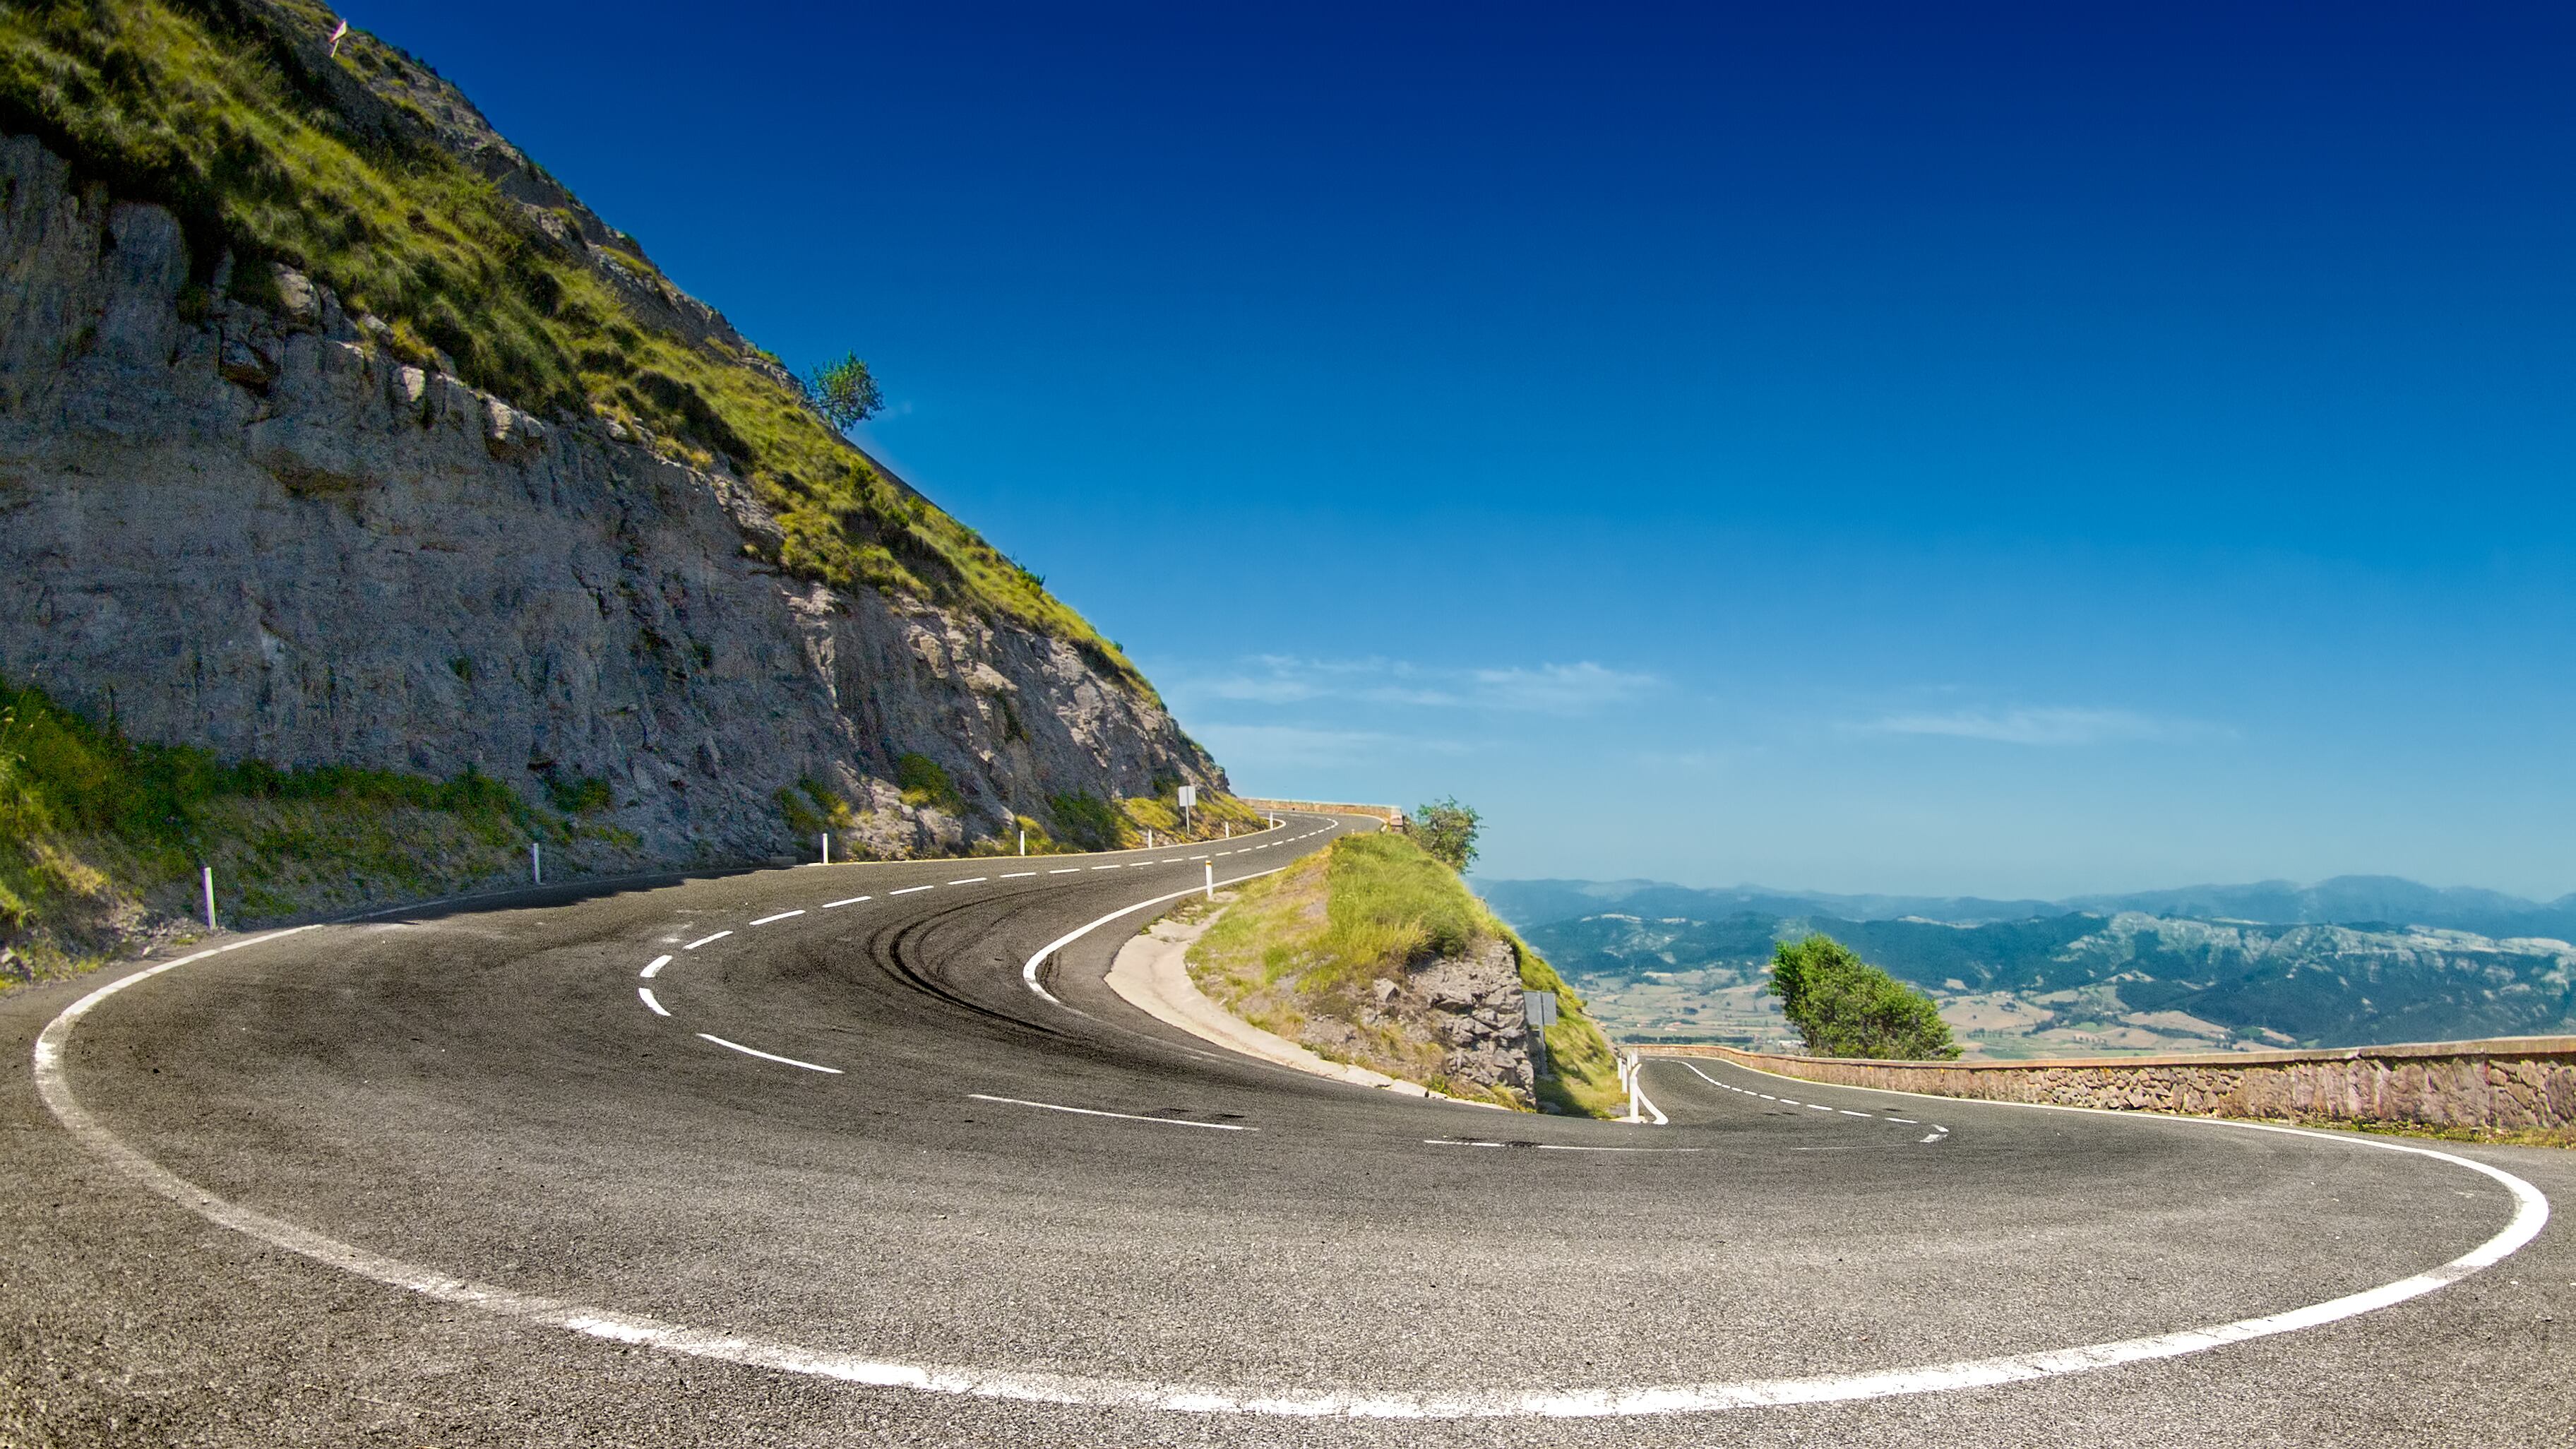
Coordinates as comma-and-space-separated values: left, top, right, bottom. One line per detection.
1318, 938, 1538, 1099
0, 133, 1222, 862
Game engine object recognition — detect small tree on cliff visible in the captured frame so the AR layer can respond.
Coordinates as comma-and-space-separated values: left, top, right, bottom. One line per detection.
804, 352, 883, 431
1767, 934, 1960, 1060
1412, 797, 1480, 872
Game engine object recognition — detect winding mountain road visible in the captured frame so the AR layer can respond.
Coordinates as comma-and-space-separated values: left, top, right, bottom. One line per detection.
4, 813, 2568, 1446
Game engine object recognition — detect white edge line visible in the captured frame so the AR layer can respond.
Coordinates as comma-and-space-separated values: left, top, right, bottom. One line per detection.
967, 1093, 1254, 1132
694, 1032, 842, 1074
32, 842, 2541, 1421
1018, 864, 1300, 1009
640, 955, 672, 979
682, 930, 732, 950
638, 986, 670, 1017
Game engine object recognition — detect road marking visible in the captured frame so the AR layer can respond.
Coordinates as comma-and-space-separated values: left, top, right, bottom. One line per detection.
39, 906, 2544, 1422
1189, 854, 1209, 860
891, 885, 935, 895
967, 1093, 1254, 1131
640, 955, 672, 979
1890, 1118, 1918, 1124
694, 1033, 842, 1074
1839, 1109, 1871, 1117
1001, 871, 1037, 878
1426, 1140, 1701, 1153
749, 910, 805, 926
949, 877, 989, 885
1018, 864, 1301, 1008
1808, 1104, 1836, 1113
1050, 869, 1082, 874
1090, 866, 1122, 871
682, 931, 731, 950
1922, 1132, 1947, 1143
821, 895, 871, 908
638, 987, 669, 1017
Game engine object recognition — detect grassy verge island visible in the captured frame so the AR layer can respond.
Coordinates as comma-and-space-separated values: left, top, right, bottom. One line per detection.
1186, 830, 1626, 1116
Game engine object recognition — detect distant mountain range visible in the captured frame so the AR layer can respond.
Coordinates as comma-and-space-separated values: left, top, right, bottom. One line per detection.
1476, 875, 2576, 943
1479, 876, 2576, 1054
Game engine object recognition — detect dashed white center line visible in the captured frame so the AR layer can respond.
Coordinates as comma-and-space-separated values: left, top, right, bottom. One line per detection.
640, 955, 672, 979
1890, 1118, 1919, 1124
696, 1033, 843, 1074
682, 931, 732, 950
638, 987, 669, 1017
1839, 1109, 1871, 1117
949, 877, 988, 885
1427, 1139, 1703, 1153
891, 885, 936, 895
1090, 866, 1122, 871
821, 895, 870, 908
1050, 869, 1082, 874
967, 1093, 1254, 1131
749, 910, 805, 926
1001, 871, 1036, 879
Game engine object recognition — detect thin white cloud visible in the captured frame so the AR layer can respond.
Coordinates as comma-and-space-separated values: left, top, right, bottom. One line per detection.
1854, 706, 2219, 746
1180, 656, 1655, 716
1468, 662, 1658, 715
1191, 722, 1465, 770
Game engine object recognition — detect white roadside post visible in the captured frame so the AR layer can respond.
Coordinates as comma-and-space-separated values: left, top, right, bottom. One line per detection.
530, 841, 542, 885
201, 865, 217, 931
1018, 828, 1026, 857
1204, 862, 1215, 900
821, 832, 830, 865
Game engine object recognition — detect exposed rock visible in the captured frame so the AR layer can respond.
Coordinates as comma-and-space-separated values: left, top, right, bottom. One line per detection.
0, 133, 1223, 866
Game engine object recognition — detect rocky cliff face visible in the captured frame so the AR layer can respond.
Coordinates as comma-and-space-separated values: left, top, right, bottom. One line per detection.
0, 133, 1222, 862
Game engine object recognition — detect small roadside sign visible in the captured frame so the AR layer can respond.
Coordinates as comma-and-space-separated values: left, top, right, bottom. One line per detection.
1522, 989, 1558, 1027
1177, 785, 1197, 808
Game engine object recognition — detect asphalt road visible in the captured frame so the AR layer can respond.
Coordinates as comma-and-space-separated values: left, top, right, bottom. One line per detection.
3, 812, 2568, 1446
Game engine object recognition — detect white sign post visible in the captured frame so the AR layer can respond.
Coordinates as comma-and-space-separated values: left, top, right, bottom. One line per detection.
1522, 989, 1558, 1083
1177, 783, 1197, 834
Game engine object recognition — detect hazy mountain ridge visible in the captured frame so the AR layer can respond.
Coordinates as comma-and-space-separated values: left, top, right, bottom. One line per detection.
1507, 892, 2576, 1054
1477, 874, 2576, 941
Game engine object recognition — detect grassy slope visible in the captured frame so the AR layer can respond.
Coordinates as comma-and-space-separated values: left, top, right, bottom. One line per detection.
0, 676, 636, 988
1188, 832, 1624, 1115
0, 0, 1146, 691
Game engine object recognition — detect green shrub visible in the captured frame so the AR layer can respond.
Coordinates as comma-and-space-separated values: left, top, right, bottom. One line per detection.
894, 752, 960, 811
1767, 934, 1961, 1060
1412, 796, 1480, 871
1048, 790, 1124, 852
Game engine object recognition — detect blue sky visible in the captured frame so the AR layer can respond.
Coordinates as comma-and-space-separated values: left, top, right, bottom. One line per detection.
352, 2, 2575, 899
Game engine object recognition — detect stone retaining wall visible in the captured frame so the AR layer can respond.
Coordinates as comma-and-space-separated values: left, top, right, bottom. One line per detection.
1655, 1037, 2576, 1139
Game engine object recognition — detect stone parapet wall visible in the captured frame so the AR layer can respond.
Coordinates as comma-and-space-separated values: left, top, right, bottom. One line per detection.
1655, 1037, 2576, 1138
1235, 798, 1407, 826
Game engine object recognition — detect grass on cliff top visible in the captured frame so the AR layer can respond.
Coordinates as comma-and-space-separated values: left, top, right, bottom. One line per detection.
0, 675, 623, 986
1188, 832, 1624, 1115
0, 0, 1145, 691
